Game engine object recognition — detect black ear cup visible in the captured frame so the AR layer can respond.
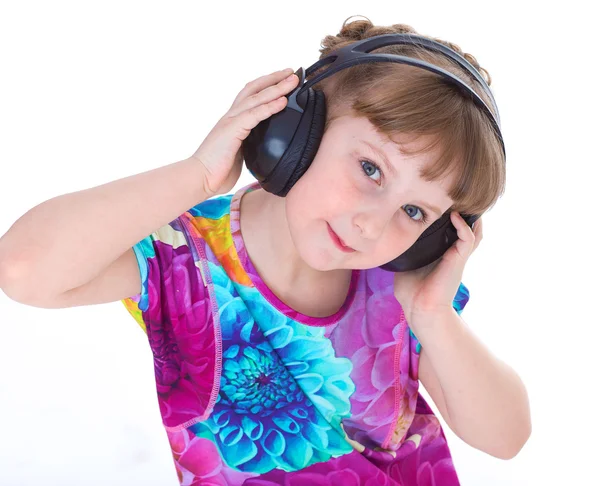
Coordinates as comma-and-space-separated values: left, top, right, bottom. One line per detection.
255, 86, 327, 197
242, 67, 313, 196
278, 88, 326, 196
380, 212, 479, 272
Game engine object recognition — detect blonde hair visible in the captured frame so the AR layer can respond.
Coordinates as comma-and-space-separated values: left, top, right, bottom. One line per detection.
307, 15, 506, 216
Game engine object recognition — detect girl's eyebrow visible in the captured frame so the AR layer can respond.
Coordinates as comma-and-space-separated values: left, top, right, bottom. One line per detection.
358, 139, 443, 216
359, 139, 398, 179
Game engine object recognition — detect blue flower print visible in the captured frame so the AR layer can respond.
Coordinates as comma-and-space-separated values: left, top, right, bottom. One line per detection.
190, 264, 355, 474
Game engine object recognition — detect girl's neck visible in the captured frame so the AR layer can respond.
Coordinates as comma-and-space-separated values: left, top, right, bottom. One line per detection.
238, 185, 353, 317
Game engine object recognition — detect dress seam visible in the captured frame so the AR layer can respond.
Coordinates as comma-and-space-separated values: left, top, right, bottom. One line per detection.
166, 213, 223, 430
382, 308, 407, 449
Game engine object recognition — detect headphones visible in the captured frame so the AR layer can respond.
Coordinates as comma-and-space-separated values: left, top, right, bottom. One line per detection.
241, 33, 506, 272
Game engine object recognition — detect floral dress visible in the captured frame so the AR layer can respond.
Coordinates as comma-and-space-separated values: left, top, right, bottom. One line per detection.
121, 181, 470, 485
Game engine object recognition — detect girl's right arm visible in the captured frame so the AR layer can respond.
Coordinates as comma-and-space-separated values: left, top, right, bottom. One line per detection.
0, 156, 212, 306
0, 67, 299, 307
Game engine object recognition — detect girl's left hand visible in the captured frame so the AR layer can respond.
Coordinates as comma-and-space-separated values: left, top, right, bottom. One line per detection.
393, 211, 483, 322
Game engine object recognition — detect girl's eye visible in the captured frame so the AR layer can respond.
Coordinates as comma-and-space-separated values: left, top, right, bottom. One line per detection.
360, 159, 430, 226
403, 204, 430, 225
361, 159, 382, 183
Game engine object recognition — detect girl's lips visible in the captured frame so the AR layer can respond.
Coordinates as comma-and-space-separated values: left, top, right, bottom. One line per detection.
327, 223, 356, 253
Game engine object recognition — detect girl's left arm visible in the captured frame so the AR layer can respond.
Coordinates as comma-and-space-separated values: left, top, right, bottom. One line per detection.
414, 308, 532, 460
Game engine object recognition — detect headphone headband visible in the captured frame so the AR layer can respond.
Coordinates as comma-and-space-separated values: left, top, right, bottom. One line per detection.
242, 32, 506, 271
295, 33, 505, 158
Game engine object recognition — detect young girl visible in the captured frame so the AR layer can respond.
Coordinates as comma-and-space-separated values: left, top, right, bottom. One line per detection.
0, 16, 531, 486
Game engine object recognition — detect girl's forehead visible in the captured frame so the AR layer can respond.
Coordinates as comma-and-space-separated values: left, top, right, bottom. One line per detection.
337, 115, 439, 153
331, 114, 458, 193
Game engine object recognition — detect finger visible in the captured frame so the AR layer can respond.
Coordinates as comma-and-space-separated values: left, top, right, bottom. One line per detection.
451, 212, 474, 242
473, 217, 483, 250
450, 212, 476, 260
228, 72, 298, 119
230, 69, 297, 114
230, 92, 293, 142
236, 68, 293, 100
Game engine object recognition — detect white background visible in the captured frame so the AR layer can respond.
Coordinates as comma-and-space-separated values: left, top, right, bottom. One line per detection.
0, 1, 597, 485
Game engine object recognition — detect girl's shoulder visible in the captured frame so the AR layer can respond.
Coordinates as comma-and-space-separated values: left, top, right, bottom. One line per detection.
187, 193, 235, 220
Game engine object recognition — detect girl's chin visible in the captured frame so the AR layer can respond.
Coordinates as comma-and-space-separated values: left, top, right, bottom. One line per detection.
296, 247, 346, 272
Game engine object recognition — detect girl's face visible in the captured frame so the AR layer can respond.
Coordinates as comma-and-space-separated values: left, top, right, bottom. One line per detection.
284, 113, 456, 271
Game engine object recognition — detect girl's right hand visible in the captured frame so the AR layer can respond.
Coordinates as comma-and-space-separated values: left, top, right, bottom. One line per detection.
191, 68, 299, 197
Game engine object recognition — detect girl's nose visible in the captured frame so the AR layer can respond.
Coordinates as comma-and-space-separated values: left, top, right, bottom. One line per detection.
352, 206, 397, 242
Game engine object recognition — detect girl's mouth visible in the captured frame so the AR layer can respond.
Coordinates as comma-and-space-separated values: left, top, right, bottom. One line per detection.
327, 223, 356, 253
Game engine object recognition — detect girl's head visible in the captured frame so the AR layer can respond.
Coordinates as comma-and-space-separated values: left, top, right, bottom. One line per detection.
281, 16, 506, 272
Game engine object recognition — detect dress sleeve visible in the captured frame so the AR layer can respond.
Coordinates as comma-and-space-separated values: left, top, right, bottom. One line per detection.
410, 281, 470, 354
452, 281, 470, 316
120, 217, 203, 333
120, 215, 218, 429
